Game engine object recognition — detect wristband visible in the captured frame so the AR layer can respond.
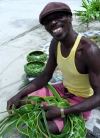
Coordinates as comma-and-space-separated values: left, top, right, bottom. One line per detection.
60, 108, 65, 118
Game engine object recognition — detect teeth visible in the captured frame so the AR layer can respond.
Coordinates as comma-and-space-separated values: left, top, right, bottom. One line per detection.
53, 27, 62, 33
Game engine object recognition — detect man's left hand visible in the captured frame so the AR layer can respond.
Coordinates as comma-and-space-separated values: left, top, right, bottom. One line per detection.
41, 104, 61, 120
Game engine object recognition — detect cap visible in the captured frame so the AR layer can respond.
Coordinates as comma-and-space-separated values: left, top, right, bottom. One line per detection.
39, 2, 72, 25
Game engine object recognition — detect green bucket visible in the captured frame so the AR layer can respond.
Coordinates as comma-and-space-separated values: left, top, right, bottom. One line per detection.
24, 61, 45, 77
27, 51, 47, 63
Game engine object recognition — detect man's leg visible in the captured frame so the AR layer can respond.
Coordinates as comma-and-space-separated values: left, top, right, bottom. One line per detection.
47, 120, 60, 134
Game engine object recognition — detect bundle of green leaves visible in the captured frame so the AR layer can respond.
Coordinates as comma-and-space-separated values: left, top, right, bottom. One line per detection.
0, 84, 87, 138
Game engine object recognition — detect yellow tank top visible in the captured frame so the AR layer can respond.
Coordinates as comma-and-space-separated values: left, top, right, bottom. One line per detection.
57, 34, 93, 98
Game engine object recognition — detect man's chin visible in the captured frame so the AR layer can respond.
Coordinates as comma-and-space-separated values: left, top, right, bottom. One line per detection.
53, 35, 65, 41
51, 31, 66, 40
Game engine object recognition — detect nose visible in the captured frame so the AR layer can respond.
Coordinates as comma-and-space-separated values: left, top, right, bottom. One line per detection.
51, 19, 57, 25
50, 19, 58, 28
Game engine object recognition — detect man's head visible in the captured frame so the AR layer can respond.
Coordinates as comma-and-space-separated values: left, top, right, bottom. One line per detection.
39, 2, 72, 25
39, 2, 73, 41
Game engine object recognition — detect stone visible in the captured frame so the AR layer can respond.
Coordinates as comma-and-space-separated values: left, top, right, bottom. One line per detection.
93, 126, 100, 138
96, 119, 100, 124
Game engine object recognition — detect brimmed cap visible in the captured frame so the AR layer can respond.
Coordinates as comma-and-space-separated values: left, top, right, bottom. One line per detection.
39, 2, 72, 25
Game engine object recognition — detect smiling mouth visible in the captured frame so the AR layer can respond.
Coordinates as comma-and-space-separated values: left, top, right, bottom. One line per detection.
52, 27, 63, 34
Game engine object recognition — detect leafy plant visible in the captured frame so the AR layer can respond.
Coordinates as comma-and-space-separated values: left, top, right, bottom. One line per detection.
0, 84, 87, 138
75, 0, 100, 27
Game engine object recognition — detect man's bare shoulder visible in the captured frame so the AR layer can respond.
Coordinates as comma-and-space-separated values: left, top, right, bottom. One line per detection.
50, 38, 58, 49
80, 36, 100, 71
49, 38, 58, 56
80, 36, 100, 55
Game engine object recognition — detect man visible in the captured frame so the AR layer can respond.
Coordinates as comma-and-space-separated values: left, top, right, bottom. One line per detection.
7, 2, 100, 134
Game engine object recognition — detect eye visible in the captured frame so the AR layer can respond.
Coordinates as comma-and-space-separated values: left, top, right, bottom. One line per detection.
42, 19, 50, 25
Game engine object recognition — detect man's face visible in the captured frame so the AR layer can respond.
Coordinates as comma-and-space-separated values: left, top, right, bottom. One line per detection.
43, 12, 72, 41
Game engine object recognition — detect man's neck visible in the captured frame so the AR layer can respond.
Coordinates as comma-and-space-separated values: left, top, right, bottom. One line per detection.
61, 30, 78, 49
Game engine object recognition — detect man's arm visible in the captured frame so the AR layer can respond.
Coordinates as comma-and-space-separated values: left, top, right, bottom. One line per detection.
7, 39, 57, 109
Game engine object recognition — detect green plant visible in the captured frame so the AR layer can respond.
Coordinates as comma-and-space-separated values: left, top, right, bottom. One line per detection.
24, 61, 45, 77
27, 51, 47, 63
0, 84, 87, 138
75, 0, 100, 27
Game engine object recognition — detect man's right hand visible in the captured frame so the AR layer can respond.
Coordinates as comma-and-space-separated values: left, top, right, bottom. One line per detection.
7, 95, 22, 111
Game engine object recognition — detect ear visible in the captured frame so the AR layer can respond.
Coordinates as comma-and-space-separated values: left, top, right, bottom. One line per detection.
67, 16, 72, 23
69, 16, 72, 21
71, 17, 73, 22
